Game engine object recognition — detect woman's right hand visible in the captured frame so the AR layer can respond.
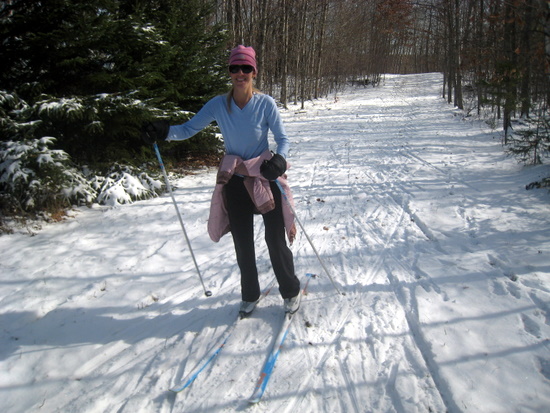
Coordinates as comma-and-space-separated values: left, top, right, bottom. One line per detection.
141, 120, 170, 144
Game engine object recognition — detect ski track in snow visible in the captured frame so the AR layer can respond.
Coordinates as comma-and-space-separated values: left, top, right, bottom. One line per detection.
1, 74, 549, 413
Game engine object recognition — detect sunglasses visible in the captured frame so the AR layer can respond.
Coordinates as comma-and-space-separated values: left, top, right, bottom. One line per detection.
229, 65, 254, 74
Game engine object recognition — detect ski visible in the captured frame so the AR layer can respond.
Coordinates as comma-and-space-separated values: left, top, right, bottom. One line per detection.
170, 279, 276, 393
248, 273, 317, 404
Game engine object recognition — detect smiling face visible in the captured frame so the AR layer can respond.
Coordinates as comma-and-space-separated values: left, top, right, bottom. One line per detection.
229, 66, 256, 93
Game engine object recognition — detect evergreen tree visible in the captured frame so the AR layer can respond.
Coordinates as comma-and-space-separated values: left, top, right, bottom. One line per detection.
0, 0, 228, 163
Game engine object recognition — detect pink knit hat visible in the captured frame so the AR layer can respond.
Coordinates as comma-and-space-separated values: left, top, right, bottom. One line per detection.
228, 45, 257, 72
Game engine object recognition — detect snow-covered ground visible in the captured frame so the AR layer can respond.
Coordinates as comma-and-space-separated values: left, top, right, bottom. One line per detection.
1, 73, 549, 413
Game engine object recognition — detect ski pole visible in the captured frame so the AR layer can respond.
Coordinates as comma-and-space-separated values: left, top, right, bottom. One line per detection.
275, 179, 344, 295
153, 142, 212, 297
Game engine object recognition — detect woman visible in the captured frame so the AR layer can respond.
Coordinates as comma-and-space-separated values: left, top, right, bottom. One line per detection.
144, 45, 301, 316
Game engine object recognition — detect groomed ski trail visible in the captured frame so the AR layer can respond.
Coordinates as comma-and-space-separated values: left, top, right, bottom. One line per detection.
1, 74, 548, 413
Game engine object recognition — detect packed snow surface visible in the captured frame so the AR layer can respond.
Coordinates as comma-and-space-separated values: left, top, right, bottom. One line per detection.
1, 74, 549, 412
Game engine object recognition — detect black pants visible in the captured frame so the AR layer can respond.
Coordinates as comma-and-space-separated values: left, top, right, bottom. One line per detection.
224, 175, 300, 302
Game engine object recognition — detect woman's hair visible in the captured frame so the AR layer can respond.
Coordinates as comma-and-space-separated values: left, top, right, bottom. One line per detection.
226, 86, 262, 113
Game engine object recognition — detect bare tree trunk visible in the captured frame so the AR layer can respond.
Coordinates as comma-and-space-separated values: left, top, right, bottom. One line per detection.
475, 0, 484, 115
298, 0, 309, 109
280, 0, 289, 109
544, 0, 550, 107
314, 0, 328, 99
503, 0, 517, 143
454, 0, 465, 109
519, 0, 535, 117
445, 1, 454, 104
255, 0, 270, 90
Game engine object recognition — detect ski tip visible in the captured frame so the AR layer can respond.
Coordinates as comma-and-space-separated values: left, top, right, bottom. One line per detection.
248, 396, 262, 404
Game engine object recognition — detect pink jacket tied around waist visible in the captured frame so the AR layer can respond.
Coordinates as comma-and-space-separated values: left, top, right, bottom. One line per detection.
207, 150, 297, 244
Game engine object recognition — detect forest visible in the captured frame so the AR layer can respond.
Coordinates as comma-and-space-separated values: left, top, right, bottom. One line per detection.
0, 0, 549, 221
215, 0, 549, 150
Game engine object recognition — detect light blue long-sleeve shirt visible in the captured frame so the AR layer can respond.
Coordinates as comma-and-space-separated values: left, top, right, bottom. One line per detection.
167, 93, 289, 160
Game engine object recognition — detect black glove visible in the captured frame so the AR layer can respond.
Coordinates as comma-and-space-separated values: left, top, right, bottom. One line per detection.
141, 120, 170, 144
260, 153, 287, 181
